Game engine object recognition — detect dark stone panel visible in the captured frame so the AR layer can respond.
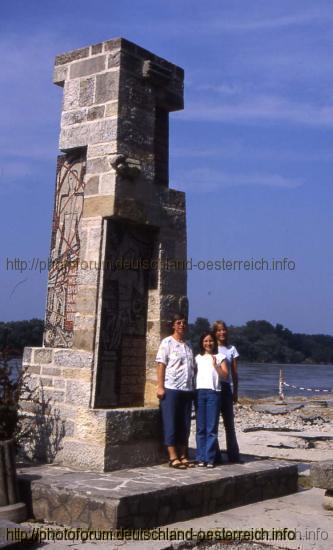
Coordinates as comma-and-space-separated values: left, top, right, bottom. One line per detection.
95, 71, 118, 103
70, 56, 106, 79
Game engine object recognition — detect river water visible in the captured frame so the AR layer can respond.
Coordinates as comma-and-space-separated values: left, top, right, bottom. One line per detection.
238, 362, 333, 399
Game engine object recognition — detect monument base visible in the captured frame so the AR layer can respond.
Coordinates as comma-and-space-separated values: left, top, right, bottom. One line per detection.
18, 459, 298, 529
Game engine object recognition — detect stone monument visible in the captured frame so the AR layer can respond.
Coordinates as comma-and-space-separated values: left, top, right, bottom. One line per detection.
22, 38, 187, 472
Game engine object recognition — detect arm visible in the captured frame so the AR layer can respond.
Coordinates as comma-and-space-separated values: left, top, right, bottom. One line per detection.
213, 356, 228, 380
157, 362, 166, 399
231, 357, 239, 403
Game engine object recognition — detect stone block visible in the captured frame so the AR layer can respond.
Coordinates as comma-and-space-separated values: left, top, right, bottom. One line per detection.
82, 195, 114, 218
54, 379, 66, 389
87, 142, 117, 158
75, 409, 106, 443
53, 349, 93, 369
86, 156, 110, 174
107, 49, 121, 69
99, 172, 116, 195
87, 105, 105, 121
105, 440, 164, 471
91, 43, 103, 55
22, 347, 33, 364
79, 77, 95, 106
62, 109, 87, 126
89, 119, 117, 144
105, 101, 118, 117
39, 377, 53, 386
57, 440, 105, 471
55, 47, 90, 66
84, 175, 99, 195
72, 330, 95, 352
41, 366, 61, 376
66, 379, 91, 407
70, 55, 106, 79
62, 368, 91, 382
63, 80, 80, 111
95, 71, 118, 103
53, 64, 68, 85
311, 461, 333, 490
105, 408, 160, 445
26, 365, 41, 375
60, 124, 89, 150
33, 349, 52, 364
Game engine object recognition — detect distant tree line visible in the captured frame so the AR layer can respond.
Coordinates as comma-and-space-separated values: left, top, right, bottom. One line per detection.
0, 318, 332, 364
188, 318, 333, 364
0, 319, 43, 355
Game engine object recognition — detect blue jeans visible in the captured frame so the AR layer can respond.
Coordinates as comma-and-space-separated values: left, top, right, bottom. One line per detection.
196, 389, 221, 464
160, 389, 193, 447
220, 382, 240, 461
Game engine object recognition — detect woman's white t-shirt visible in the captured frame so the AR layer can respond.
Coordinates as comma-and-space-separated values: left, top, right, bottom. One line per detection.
195, 353, 226, 391
217, 345, 239, 385
156, 336, 194, 391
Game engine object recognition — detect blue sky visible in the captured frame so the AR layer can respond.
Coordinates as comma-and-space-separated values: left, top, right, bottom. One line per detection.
1, 0, 333, 335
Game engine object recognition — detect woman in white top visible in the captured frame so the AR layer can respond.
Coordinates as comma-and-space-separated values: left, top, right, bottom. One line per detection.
195, 331, 228, 467
156, 314, 195, 469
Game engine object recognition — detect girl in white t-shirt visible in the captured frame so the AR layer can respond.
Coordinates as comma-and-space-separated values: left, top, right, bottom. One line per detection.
195, 331, 228, 467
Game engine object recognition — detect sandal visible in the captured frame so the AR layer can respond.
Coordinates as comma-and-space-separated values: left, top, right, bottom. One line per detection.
169, 458, 187, 469
180, 456, 195, 468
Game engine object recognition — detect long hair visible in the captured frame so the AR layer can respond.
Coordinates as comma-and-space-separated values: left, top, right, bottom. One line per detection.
212, 320, 228, 345
199, 331, 218, 355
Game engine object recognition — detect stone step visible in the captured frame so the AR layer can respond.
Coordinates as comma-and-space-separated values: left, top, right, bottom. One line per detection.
18, 458, 298, 529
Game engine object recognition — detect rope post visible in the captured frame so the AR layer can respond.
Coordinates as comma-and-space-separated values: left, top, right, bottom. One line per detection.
279, 368, 285, 401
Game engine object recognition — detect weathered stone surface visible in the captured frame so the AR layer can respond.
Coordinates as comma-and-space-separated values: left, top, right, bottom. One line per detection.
99, 172, 116, 194
91, 43, 103, 55
53, 350, 93, 369
105, 408, 161, 445
41, 366, 61, 376
22, 347, 33, 364
33, 349, 53, 364
79, 77, 95, 106
84, 175, 99, 195
70, 55, 106, 79
65, 379, 91, 407
95, 71, 118, 103
18, 460, 298, 527
82, 195, 114, 217
53, 64, 68, 85
63, 80, 80, 111
311, 461, 333, 490
55, 47, 90, 66
86, 156, 110, 174
61, 109, 86, 126
87, 105, 104, 121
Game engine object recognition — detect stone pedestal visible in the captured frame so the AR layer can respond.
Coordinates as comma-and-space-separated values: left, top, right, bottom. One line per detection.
21, 38, 186, 472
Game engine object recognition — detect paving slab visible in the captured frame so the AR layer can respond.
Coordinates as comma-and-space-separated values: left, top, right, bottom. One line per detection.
17, 459, 297, 530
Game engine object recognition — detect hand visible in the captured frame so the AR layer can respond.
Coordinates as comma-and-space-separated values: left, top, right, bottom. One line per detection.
157, 387, 166, 400
212, 355, 217, 367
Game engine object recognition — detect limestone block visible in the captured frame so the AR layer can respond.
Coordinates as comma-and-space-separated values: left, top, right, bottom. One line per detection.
53, 349, 93, 369
75, 409, 106, 444
311, 461, 333, 490
79, 77, 95, 106
107, 49, 121, 69
89, 119, 117, 144
87, 105, 105, 121
33, 348, 53, 365
70, 55, 106, 79
53, 64, 68, 85
22, 347, 33, 364
60, 124, 89, 150
86, 156, 110, 174
99, 172, 116, 195
91, 43, 103, 55
41, 366, 61, 376
105, 101, 118, 117
55, 47, 90, 66
63, 80, 80, 111
72, 330, 95, 352
61, 109, 87, 126
84, 175, 99, 195
65, 379, 91, 407
39, 377, 53, 387
95, 71, 118, 104
74, 287, 97, 316
87, 142, 117, 158
25, 365, 41, 375
76, 266, 99, 285
56, 439, 105, 471
82, 195, 115, 218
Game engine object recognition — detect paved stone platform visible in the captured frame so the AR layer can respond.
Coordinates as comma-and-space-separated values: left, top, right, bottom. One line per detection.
17, 458, 298, 529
